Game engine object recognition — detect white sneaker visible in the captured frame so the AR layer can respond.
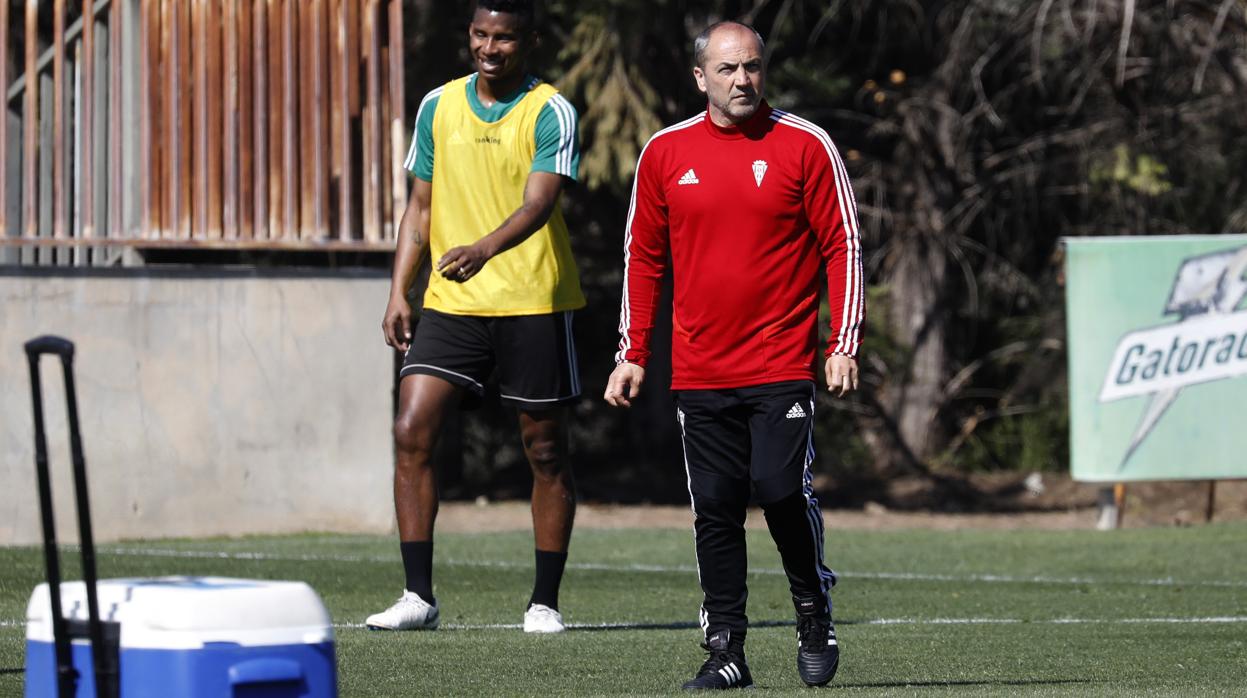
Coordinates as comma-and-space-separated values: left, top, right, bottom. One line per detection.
523, 603, 566, 633
365, 591, 439, 631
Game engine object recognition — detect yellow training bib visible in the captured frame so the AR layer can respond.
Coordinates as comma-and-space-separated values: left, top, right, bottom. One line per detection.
424, 76, 585, 316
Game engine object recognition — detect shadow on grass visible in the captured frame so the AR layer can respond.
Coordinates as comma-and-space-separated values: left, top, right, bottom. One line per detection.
0, 668, 24, 675
840, 679, 1099, 689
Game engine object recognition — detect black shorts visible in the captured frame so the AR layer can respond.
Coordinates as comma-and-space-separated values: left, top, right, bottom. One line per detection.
400, 308, 581, 409
675, 380, 815, 505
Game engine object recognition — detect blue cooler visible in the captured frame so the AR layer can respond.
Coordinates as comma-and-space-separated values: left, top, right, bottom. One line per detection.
26, 576, 337, 698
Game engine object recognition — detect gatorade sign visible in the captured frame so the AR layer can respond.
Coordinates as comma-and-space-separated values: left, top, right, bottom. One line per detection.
1065, 236, 1247, 481
1101, 312, 1247, 401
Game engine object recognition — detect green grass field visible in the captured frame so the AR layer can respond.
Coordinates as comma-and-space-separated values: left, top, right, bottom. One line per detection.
2, 523, 1246, 696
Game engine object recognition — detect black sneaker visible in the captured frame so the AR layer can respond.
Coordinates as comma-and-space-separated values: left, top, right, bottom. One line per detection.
796, 609, 839, 686
682, 630, 754, 690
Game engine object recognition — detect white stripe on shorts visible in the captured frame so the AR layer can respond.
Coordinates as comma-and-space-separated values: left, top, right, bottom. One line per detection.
399, 363, 484, 391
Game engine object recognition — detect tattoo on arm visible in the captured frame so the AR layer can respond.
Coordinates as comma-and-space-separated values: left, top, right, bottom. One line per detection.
495, 210, 520, 232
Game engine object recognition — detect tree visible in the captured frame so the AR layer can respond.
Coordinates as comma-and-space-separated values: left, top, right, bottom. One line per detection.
803, 0, 1247, 475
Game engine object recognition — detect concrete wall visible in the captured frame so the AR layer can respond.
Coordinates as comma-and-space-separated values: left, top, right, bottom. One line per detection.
1, 268, 396, 544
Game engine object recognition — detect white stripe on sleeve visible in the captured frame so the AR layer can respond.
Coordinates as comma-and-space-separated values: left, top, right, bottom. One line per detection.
547, 94, 577, 177
770, 110, 864, 355
402, 86, 445, 173
614, 113, 704, 364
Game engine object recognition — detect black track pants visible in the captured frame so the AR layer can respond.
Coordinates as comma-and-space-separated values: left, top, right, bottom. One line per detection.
675, 380, 837, 646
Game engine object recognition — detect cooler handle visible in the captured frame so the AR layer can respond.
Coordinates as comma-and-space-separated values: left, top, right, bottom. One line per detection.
24, 335, 76, 359
228, 658, 305, 685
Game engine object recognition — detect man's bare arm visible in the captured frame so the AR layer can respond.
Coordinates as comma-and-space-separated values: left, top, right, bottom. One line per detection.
382, 178, 433, 352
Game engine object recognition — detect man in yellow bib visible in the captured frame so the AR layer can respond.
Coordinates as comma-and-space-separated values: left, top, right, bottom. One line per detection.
370, 0, 583, 634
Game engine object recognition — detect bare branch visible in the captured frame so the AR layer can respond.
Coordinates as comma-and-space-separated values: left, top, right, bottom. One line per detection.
1115, 0, 1136, 87
1030, 0, 1056, 89
1193, 0, 1235, 94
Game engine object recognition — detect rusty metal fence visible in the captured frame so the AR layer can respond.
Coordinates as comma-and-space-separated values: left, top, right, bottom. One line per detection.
2, 0, 407, 260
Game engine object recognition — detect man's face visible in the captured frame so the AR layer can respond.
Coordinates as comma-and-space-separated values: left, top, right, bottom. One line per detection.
693, 26, 766, 125
468, 9, 533, 83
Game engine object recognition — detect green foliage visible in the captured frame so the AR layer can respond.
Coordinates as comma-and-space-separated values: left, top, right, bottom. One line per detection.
767, 56, 854, 113
555, 14, 665, 193
813, 285, 897, 476
956, 403, 1070, 473
1091, 145, 1173, 197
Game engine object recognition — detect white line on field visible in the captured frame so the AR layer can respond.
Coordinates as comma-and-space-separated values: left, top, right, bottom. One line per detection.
89, 546, 1247, 590
865, 616, 1247, 625
335, 616, 1247, 631
842, 570, 1247, 589
7, 616, 1247, 632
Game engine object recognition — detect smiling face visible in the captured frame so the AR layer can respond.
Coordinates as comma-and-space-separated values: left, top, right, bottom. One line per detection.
693, 24, 766, 127
468, 8, 534, 86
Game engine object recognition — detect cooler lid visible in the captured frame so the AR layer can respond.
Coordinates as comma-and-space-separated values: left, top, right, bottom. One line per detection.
27, 577, 333, 649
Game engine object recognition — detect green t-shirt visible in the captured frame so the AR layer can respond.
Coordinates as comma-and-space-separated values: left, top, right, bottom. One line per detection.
403, 74, 580, 183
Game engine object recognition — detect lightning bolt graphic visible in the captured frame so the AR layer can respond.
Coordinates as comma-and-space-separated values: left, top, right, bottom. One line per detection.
1119, 246, 1247, 470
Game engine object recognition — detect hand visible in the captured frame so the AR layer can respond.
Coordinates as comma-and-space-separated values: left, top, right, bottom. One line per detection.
604, 363, 646, 408
825, 355, 859, 397
382, 295, 413, 352
436, 244, 490, 283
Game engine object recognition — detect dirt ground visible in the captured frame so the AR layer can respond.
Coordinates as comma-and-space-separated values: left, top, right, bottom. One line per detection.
436, 474, 1247, 532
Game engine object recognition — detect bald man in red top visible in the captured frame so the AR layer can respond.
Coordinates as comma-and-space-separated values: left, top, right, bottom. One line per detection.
604, 21, 863, 690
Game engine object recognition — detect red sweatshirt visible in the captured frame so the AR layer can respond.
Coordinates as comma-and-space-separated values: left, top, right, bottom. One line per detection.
615, 103, 864, 390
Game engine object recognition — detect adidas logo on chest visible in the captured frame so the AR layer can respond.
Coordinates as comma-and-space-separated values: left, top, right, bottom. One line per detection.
678, 169, 700, 185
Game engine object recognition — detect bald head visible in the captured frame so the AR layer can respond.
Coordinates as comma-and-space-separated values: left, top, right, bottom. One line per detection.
693, 21, 765, 69
692, 21, 767, 126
